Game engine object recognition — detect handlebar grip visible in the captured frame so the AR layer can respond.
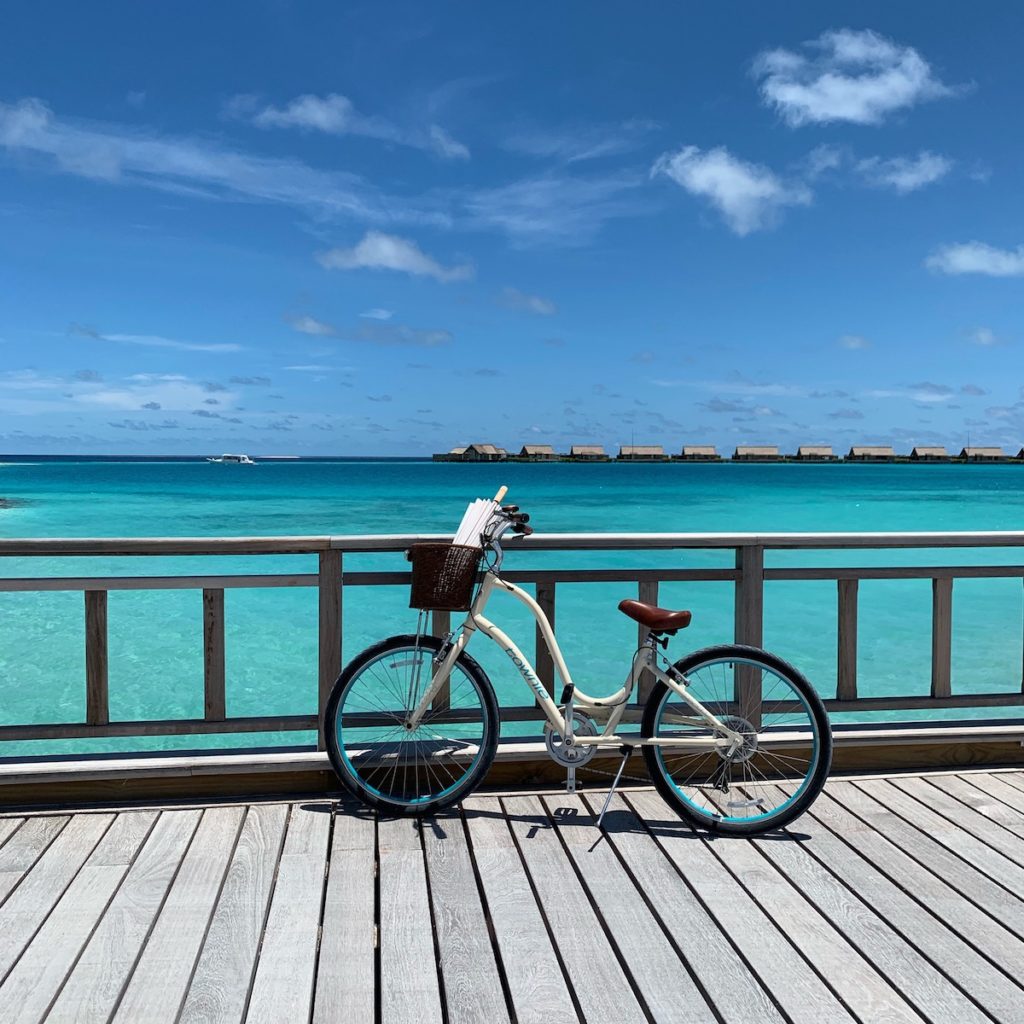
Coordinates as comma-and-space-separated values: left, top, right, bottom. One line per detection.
513, 523, 534, 536
493, 486, 508, 504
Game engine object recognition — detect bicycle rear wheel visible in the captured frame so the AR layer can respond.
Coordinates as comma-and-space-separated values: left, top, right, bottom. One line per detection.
641, 644, 831, 834
324, 634, 499, 815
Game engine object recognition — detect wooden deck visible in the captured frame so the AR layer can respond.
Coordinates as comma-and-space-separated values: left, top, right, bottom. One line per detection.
1, 770, 1024, 1022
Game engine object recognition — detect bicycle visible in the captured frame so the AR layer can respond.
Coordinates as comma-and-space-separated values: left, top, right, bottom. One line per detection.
324, 488, 832, 834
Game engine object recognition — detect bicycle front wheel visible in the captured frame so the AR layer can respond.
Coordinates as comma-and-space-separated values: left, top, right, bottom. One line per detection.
324, 634, 499, 815
642, 644, 831, 835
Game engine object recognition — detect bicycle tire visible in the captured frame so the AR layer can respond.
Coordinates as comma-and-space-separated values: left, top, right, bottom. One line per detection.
324, 634, 499, 816
641, 643, 831, 835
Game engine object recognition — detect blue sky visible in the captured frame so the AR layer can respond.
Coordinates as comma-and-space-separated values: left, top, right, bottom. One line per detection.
1, 2, 1023, 456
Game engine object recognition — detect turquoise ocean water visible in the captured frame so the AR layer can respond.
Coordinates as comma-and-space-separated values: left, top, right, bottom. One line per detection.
2, 457, 1024, 756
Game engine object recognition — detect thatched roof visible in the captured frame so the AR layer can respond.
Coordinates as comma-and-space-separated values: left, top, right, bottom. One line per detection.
961, 446, 1005, 458
797, 446, 833, 456
911, 446, 948, 457
448, 447, 467, 455
619, 445, 664, 456
466, 443, 504, 455
734, 446, 779, 456
849, 446, 895, 457
520, 444, 555, 455
570, 445, 606, 455
682, 445, 718, 455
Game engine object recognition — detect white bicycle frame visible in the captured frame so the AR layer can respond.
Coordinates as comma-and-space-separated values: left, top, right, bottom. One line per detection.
408, 570, 745, 754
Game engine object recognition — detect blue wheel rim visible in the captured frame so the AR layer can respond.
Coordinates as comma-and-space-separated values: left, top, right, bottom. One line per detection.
653, 656, 821, 825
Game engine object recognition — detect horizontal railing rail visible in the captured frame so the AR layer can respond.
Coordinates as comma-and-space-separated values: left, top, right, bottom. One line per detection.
1, 530, 1024, 753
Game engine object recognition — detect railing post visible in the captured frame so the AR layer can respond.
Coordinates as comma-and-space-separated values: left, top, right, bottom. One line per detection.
931, 576, 953, 699
735, 545, 764, 727
84, 590, 109, 726
637, 579, 659, 702
203, 588, 226, 721
837, 579, 858, 701
318, 549, 343, 749
535, 582, 556, 698
431, 610, 451, 711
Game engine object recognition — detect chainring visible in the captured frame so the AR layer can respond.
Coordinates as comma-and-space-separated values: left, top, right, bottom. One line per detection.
544, 712, 599, 767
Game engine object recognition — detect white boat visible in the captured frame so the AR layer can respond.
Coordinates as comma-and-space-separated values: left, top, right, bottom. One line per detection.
207, 453, 256, 465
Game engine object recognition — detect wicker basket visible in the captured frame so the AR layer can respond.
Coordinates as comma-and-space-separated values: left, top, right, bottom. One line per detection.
407, 542, 483, 611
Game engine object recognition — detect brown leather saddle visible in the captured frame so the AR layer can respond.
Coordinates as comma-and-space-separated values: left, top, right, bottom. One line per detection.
617, 599, 692, 633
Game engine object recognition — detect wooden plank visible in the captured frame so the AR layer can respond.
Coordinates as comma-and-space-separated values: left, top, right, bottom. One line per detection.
421, 812, 512, 1024
377, 814, 444, 1024
502, 794, 647, 1024
318, 550, 343, 750
836, 579, 858, 700
0, 811, 157, 1024
0, 812, 113, 980
544, 793, 718, 1023
431, 610, 452, 710
312, 806, 376, 1024
627, 790, 857, 1024
752, 787, 994, 1024
178, 803, 289, 1024
0, 573, 318, 592
244, 803, 331, 1024
894, 775, 1024, 865
46, 809, 202, 1024
85, 590, 109, 726
848, 780, 1024, 919
693, 809, 926, 1024
535, 581, 556, 696
805, 785, 1024, 996
931, 576, 953, 699
586, 793, 785, 1024
964, 771, 1024, 820
927, 773, 1024, 841
637, 579, 658, 702
734, 545, 764, 727
203, 588, 226, 721
830, 780, 1024, 941
0, 713, 316, 742
111, 805, 245, 1023
461, 798, 578, 1024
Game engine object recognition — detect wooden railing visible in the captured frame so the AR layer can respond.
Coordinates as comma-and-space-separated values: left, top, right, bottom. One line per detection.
2, 531, 1024, 755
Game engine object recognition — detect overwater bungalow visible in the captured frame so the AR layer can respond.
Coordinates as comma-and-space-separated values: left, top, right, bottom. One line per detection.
448, 443, 506, 462
910, 446, 950, 462
618, 445, 667, 461
733, 445, 780, 462
960, 446, 1006, 462
568, 444, 609, 461
674, 445, 721, 461
846, 446, 896, 462
432, 446, 468, 462
794, 445, 837, 462
517, 444, 559, 461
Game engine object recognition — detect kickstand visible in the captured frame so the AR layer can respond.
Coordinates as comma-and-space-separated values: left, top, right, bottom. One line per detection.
596, 745, 633, 829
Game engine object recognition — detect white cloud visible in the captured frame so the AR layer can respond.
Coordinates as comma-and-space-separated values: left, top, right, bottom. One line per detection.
503, 120, 658, 164
428, 125, 470, 161
499, 287, 557, 316
70, 323, 241, 352
753, 29, 955, 127
865, 382, 955, 403
652, 145, 811, 235
967, 327, 1000, 346
317, 231, 473, 283
926, 242, 1024, 277
839, 334, 871, 350
857, 151, 952, 192
0, 98, 449, 227
289, 315, 337, 336
360, 308, 394, 320
231, 92, 469, 161
465, 172, 644, 246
